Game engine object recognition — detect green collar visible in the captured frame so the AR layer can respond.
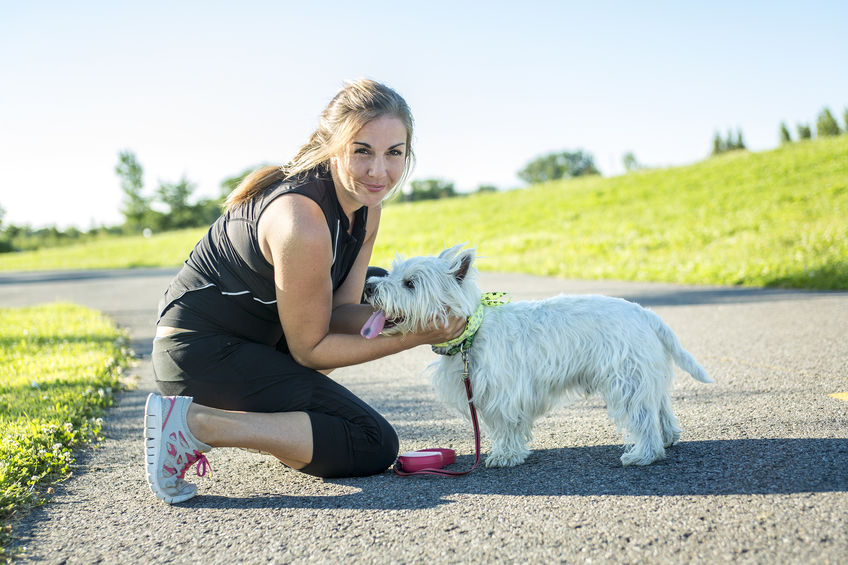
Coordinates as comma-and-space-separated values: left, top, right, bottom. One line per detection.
431, 292, 510, 356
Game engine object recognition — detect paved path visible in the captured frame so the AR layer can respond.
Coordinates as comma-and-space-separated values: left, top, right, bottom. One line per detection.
1, 269, 846, 563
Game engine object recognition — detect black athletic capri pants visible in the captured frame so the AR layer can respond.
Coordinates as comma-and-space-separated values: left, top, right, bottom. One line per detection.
152, 331, 398, 478
152, 268, 397, 479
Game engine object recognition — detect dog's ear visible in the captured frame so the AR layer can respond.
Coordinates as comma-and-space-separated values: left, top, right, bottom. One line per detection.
392, 253, 407, 269
438, 243, 466, 260
451, 249, 475, 284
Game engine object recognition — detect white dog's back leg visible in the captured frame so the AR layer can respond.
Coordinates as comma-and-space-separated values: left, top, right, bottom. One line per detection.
658, 392, 682, 447
604, 370, 667, 466
619, 403, 666, 466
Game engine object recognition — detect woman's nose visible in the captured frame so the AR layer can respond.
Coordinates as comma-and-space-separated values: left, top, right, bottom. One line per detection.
368, 156, 386, 177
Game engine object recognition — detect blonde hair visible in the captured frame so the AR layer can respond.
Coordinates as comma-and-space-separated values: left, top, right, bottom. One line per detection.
225, 79, 415, 209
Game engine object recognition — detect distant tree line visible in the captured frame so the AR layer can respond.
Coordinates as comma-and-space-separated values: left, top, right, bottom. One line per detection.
0, 203, 127, 253
517, 150, 600, 184
391, 178, 498, 203
712, 129, 747, 155
779, 106, 845, 144
0, 150, 228, 253
711, 105, 848, 158
396, 178, 456, 201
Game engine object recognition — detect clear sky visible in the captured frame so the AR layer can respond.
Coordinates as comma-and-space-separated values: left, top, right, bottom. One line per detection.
2, 1, 846, 229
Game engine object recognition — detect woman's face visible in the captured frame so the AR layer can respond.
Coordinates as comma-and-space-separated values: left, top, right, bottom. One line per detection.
332, 114, 408, 212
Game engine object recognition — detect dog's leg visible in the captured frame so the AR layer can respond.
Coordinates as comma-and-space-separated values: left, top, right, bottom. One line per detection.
484, 417, 532, 468
619, 402, 666, 466
658, 393, 681, 448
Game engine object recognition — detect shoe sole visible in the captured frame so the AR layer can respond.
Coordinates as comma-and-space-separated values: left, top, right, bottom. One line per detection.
144, 393, 196, 504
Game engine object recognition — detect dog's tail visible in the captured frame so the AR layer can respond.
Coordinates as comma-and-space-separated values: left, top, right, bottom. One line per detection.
646, 310, 714, 383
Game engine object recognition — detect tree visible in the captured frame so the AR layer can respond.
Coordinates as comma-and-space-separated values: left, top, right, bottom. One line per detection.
404, 178, 456, 201
724, 129, 745, 151
797, 123, 812, 140
192, 198, 224, 226
622, 152, 641, 172
476, 184, 498, 193
0, 204, 11, 253
154, 177, 222, 231
115, 150, 150, 232
220, 165, 268, 200
816, 107, 841, 137
712, 132, 725, 155
155, 177, 196, 230
712, 129, 746, 155
734, 129, 746, 150
517, 150, 599, 184
844, 107, 848, 132
779, 122, 792, 144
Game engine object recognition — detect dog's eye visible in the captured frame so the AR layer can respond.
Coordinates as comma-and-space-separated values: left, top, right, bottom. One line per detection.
403, 279, 415, 290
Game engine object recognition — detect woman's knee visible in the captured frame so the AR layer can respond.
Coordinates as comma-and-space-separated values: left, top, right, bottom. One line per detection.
369, 417, 399, 472
301, 411, 398, 478
351, 409, 399, 474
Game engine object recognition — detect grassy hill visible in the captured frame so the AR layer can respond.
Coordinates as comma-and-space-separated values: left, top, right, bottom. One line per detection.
1, 136, 846, 289
373, 136, 847, 289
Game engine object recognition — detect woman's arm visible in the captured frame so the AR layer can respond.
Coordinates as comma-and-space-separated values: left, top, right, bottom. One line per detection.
258, 196, 463, 370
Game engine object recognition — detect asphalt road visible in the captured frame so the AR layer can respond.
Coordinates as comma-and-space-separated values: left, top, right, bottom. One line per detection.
1, 268, 846, 564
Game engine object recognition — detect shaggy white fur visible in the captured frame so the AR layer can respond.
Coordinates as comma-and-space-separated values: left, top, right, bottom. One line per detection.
362, 245, 713, 467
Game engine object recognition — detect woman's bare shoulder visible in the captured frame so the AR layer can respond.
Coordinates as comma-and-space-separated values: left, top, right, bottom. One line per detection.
258, 193, 330, 265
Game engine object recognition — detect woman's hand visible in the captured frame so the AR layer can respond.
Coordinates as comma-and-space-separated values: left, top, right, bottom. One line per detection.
411, 315, 467, 346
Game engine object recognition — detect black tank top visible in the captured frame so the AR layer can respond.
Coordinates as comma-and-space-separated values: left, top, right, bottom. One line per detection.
158, 167, 368, 346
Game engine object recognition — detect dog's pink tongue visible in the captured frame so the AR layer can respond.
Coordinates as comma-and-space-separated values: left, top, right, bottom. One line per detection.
361, 310, 387, 339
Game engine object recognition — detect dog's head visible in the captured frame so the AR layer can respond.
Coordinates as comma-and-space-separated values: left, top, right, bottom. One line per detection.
361, 244, 481, 338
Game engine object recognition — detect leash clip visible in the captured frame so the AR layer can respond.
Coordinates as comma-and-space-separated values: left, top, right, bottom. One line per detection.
460, 348, 473, 403
460, 347, 470, 379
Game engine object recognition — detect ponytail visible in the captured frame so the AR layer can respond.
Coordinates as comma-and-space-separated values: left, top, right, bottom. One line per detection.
223, 166, 289, 210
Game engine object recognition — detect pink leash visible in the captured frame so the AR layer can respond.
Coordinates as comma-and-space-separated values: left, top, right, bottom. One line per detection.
394, 349, 481, 477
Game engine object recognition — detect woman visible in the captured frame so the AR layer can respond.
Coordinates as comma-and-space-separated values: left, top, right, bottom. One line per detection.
145, 79, 465, 504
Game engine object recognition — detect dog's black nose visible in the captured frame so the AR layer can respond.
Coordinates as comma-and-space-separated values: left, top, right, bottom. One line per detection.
361, 266, 388, 304
363, 281, 377, 300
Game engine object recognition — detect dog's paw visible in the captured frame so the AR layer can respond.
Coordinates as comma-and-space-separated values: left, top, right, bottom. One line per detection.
485, 451, 528, 468
663, 431, 681, 448
620, 447, 665, 466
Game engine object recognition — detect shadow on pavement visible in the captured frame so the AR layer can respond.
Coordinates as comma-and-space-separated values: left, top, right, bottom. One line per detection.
182, 437, 848, 511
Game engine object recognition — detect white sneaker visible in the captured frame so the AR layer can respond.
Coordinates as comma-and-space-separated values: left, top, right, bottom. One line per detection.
144, 393, 212, 504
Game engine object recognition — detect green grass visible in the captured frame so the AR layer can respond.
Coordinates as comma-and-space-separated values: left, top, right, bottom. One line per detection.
373, 136, 848, 289
1, 136, 846, 289
0, 303, 130, 555
0, 228, 207, 271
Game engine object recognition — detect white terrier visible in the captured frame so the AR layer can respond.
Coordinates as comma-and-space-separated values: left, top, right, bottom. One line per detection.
361, 245, 713, 467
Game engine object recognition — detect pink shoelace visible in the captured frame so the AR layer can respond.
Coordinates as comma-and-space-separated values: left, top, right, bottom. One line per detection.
163, 439, 211, 479
161, 398, 212, 479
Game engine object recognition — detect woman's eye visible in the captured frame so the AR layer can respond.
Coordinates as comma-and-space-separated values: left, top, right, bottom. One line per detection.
403, 279, 415, 290
354, 148, 371, 155
388, 149, 403, 157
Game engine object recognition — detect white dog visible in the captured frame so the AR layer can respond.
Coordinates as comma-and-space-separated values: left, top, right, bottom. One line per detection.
361, 245, 713, 467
